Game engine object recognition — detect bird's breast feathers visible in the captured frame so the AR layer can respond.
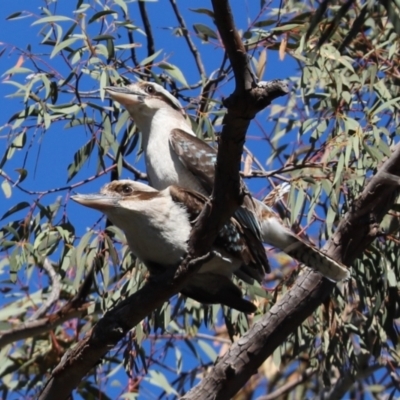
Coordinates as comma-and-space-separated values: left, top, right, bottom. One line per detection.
145, 135, 206, 194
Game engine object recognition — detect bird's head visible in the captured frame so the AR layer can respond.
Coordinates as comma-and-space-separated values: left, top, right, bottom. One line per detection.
105, 81, 185, 121
71, 180, 159, 216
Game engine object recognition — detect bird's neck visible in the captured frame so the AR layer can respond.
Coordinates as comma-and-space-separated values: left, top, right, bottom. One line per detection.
107, 193, 192, 265
135, 106, 193, 149
132, 106, 204, 191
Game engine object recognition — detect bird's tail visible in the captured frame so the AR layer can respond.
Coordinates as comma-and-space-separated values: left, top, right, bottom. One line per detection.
255, 200, 350, 282
279, 235, 350, 281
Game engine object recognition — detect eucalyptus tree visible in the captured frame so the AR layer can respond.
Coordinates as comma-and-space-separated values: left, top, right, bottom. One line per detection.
0, 1, 399, 399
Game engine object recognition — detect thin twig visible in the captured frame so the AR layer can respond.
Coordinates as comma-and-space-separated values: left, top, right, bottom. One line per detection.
28, 258, 61, 321
106, 152, 147, 181
169, 0, 206, 78
0, 164, 116, 196
138, 0, 155, 69
256, 368, 316, 400
0, 305, 91, 348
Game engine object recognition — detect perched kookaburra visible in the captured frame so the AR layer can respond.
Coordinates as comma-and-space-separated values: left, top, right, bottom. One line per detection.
72, 180, 270, 313
104, 82, 349, 282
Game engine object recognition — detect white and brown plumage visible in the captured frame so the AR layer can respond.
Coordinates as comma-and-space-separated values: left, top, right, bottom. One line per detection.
104, 82, 350, 282
72, 180, 269, 313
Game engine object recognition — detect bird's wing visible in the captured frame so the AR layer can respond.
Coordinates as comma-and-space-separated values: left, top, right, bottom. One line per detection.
169, 184, 208, 215
171, 128, 264, 238
169, 185, 270, 279
146, 261, 257, 313
170, 130, 268, 278
170, 128, 217, 192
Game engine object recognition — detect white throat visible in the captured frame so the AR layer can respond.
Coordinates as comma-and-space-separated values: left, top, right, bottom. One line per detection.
106, 193, 192, 265
133, 105, 207, 194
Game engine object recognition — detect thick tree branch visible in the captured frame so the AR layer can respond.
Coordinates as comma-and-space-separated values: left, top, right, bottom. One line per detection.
182, 144, 400, 399
38, 253, 213, 400
187, 0, 288, 258
40, 1, 287, 397
212, 0, 252, 90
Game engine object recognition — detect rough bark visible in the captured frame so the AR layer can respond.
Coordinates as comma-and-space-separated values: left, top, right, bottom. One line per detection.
182, 146, 400, 399
38, 0, 400, 398
179, 0, 400, 398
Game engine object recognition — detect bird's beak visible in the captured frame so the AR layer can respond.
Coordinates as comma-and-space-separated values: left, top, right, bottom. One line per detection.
104, 86, 145, 106
71, 193, 120, 211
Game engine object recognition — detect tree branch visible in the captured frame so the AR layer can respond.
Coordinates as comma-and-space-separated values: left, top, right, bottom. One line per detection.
0, 305, 90, 348
187, 0, 288, 258
38, 253, 214, 400
257, 368, 316, 400
138, 0, 155, 69
182, 144, 400, 399
39, 1, 288, 397
0, 260, 94, 348
28, 258, 60, 321
169, 0, 206, 79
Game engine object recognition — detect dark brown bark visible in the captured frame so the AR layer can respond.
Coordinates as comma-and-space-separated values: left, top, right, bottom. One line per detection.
39, 0, 398, 398
182, 147, 400, 399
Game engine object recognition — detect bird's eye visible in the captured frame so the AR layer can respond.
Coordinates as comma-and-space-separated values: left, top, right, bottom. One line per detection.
121, 184, 133, 195
145, 85, 154, 94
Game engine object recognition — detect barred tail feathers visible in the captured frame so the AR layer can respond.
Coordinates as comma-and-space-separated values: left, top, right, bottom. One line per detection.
258, 205, 349, 282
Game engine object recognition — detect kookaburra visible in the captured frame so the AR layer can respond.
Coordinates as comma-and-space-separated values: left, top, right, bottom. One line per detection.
72, 180, 270, 313
104, 82, 349, 282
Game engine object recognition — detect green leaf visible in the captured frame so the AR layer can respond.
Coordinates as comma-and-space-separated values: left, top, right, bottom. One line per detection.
271, 23, 301, 32
114, 0, 128, 15
139, 48, 163, 66
88, 10, 118, 24
197, 340, 217, 362
290, 186, 305, 226
12, 131, 26, 149
2, 67, 34, 77
47, 103, 83, 114
253, 19, 276, 28
105, 235, 119, 267
1, 202, 29, 220
15, 169, 28, 184
189, 8, 214, 18
92, 34, 116, 41
50, 81, 58, 104
50, 37, 80, 58
363, 142, 383, 162
100, 70, 108, 101
370, 96, 400, 117
193, 23, 218, 40
34, 231, 60, 255
64, 117, 95, 129
147, 370, 178, 396
333, 152, 345, 186
67, 139, 95, 182
6, 11, 22, 20
32, 15, 75, 25
158, 62, 188, 87
256, 48, 267, 80
1, 181, 11, 199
